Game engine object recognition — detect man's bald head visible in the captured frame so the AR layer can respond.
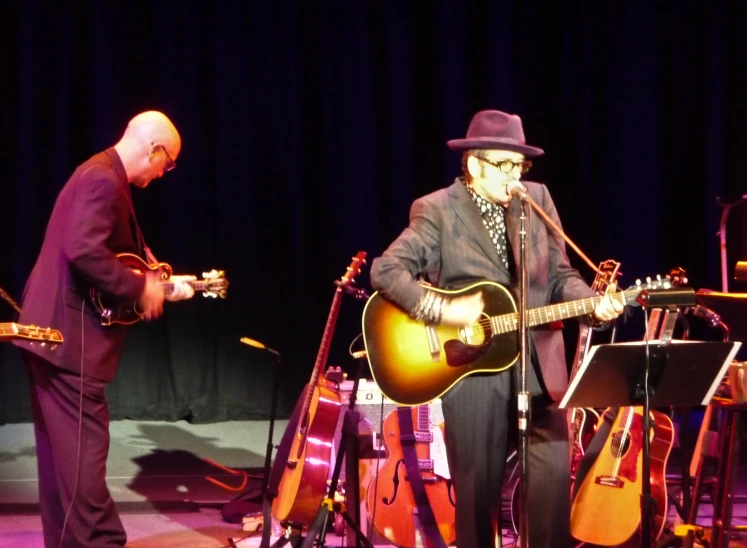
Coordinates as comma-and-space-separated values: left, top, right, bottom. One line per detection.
114, 110, 181, 188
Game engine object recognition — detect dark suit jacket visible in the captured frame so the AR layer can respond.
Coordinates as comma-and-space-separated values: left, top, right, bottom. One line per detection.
369, 179, 596, 401
13, 148, 146, 382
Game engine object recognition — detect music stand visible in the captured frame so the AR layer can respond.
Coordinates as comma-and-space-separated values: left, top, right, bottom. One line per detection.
560, 340, 742, 547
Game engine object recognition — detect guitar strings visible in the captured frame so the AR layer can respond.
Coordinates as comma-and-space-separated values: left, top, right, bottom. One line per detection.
429, 291, 627, 334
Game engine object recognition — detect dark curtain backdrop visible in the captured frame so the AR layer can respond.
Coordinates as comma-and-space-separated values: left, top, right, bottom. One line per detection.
2, 1, 747, 424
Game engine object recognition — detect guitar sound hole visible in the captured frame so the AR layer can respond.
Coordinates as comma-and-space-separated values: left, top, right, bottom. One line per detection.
610, 431, 631, 457
459, 314, 489, 345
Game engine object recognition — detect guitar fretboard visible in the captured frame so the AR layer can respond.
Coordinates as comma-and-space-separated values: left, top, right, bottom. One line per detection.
159, 281, 215, 295
489, 291, 628, 335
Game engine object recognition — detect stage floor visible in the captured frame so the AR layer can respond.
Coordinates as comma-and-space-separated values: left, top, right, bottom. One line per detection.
2, 419, 747, 547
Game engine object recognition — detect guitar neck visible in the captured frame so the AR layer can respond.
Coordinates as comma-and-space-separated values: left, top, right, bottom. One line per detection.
301, 287, 344, 417
491, 292, 626, 334
158, 280, 210, 294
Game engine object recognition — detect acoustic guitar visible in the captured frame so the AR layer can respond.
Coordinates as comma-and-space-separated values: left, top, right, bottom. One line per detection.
570, 268, 687, 545
570, 406, 674, 546
363, 278, 670, 406
272, 252, 367, 526
366, 403, 456, 548
0, 323, 63, 345
89, 253, 228, 325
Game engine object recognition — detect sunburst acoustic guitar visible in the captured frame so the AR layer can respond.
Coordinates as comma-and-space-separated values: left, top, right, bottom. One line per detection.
363, 277, 673, 406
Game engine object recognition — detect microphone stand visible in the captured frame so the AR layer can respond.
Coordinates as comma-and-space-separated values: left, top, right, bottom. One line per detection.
508, 181, 602, 548
221, 338, 282, 531
716, 194, 747, 292
516, 196, 531, 548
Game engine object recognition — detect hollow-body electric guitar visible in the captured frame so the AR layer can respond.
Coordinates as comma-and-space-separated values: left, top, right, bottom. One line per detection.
569, 259, 621, 479
366, 404, 456, 547
89, 253, 228, 325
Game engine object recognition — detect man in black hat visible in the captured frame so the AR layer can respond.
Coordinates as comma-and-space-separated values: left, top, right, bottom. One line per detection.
369, 109, 624, 547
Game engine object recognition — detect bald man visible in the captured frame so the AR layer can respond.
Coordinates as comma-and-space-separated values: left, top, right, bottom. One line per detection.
13, 110, 192, 547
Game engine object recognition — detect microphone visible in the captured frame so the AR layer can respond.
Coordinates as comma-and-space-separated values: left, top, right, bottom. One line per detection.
507, 180, 529, 201
240, 337, 280, 357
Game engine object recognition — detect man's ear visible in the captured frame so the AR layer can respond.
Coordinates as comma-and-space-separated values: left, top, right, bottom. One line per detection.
466, 155, 482, 179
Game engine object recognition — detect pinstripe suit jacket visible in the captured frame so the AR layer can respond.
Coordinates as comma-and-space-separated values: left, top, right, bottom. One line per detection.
369, 179, 596, 401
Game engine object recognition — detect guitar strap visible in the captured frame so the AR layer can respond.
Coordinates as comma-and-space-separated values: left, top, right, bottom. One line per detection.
397, 407, 449, 548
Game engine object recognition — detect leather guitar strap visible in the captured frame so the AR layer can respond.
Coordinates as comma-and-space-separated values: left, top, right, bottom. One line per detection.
397, 407, 448, 548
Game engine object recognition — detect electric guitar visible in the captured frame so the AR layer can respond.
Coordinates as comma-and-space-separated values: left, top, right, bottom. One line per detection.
89, 253, 228, 325
363, 278, 667, 406
366, 404, 456, 548
272, 252, 367, 527
569, 259, 621, 479
0, 323, 63, 345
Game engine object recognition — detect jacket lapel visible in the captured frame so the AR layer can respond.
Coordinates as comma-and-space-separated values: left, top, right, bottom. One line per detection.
449, 181, 509, 275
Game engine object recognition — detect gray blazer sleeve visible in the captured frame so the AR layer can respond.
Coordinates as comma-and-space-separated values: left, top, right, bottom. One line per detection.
369, 194, 443, 314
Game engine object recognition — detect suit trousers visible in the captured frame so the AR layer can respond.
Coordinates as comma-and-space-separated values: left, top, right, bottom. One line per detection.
23, 351, 126, 548
441, 366, 571, 548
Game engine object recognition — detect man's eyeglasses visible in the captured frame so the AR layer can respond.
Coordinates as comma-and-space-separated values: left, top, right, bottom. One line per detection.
476, 155, 532, 175
152, 144, 177, 172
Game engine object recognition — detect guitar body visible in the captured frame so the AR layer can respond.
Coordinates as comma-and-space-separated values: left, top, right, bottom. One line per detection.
570, 406, 674, 546
89, 253, 172, 326
366, 406, 455, 547
272, 383, 342, 525
364, 281, 519, 405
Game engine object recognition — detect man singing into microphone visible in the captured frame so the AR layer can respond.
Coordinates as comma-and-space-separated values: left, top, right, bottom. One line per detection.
369, 109, 623, 547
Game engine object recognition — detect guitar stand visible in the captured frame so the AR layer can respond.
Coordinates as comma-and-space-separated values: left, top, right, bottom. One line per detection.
273, 354, 373, 548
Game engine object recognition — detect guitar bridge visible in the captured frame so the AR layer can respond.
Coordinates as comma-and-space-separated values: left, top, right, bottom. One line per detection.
594, 476, 623, 488
424, 324, 441, 362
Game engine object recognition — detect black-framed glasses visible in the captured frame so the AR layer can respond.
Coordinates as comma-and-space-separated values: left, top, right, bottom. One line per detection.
476, 155, 532, 175
152, 144, 176, 172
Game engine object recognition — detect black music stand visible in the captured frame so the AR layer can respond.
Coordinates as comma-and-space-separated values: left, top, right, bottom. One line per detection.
560, 340, 742, 548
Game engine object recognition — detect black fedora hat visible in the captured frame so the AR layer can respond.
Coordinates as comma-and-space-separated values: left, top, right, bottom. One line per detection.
447, 110, 544, 157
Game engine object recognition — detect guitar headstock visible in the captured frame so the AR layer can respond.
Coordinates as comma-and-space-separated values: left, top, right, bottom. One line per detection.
8, 323, 64, 345
337, 251, 367, 289
591, 259, 622, 295
200, 269, 229, 299
623, 268, 689, 307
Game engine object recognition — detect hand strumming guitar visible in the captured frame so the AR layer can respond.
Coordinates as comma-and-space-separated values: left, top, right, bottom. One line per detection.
441, 291, 485, 326
137, 271, 165, 321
